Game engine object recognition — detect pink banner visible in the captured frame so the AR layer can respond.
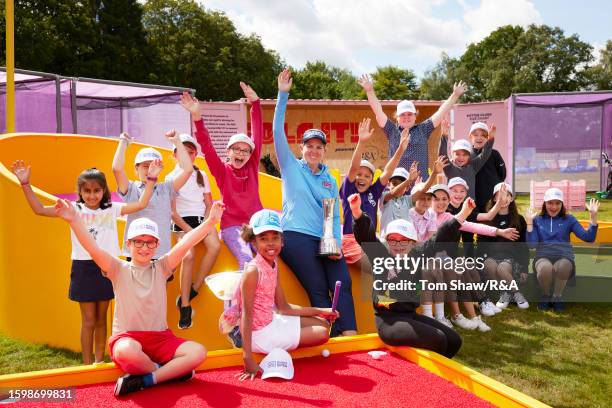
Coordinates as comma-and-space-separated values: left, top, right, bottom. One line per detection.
199, 101, 247, 160
451, 100, 512, 185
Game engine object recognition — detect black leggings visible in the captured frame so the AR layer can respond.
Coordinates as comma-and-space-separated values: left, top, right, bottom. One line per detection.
375, 312, 462, 359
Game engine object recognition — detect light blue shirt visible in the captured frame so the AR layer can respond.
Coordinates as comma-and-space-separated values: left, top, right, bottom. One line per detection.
273, 91, 341, 241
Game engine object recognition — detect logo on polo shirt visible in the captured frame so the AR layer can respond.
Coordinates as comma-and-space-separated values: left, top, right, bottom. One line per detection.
322, 181, 332, 189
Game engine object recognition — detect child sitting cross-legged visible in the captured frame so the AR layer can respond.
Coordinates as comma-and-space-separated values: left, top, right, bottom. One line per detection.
55, 198, 225, 397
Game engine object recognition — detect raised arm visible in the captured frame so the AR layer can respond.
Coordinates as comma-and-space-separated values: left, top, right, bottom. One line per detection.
525, 208, 540, 246
379, 126, 409, 185
11, 161, 56, 217
165, 130, 194, 192
273, 69, 296, 170
166, 202, 224, 269
112, 132, 132, 195
55, 199, 115, 272
347, 118, 374, 182
471, 124, 495, 172
383, 161, 419, 203
412, 156, 448, 201
120, 159, 161, 216
358, 74, 388, 128
241, 82, 263, 162
430, 81, 467, 127
571, 200, 599, 242
180, 92, 225, 183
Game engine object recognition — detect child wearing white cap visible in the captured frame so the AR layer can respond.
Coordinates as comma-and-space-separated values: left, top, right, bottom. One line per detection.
349, 193, 474, 359
438, 121, 496, 200
425, 183, 505, 328
164, 134, 220, 329
339, 117, 407, 267
54, 199, 225, 396
445, 178, 519, 330
525, 188, 599, 312
379, 163, 418, 236
466, 122, 507, 211
112, 131, 193, 260
11, 162, 159, 365
180, 83, 263, 270
358, 74, 467, 178
477, 183, 530, 311
223, 209, 337, 381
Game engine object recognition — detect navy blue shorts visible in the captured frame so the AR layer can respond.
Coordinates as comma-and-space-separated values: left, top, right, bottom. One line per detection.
69, 260, 114, 302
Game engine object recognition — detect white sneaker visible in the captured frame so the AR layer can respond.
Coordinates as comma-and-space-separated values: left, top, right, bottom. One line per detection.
479, 300, 497, 316
451, 314, 478, 330
496, 292, 512, 309
435, 316, 453, 328
471, 316, 491, 332
491, 302, 502, 314
513, 292, 530, 309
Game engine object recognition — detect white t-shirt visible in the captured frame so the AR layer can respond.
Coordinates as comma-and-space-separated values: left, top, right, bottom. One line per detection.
70, 202, 124, 260
103, 256, 172, 335
165, 165, 211, 217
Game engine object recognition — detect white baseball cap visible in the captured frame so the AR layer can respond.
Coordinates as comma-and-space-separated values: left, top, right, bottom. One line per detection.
390, 167, 409, 181
543, 187, 564, 203
134, 147, 162, 165
451, 139, 473, 154
493, 182, 513, 196
385, 219, 417, 241
250, 209, 283, 235
469, 122, 489, 135
396, 100, 416, 116
260, 348, 294, 380
127, 217, 160, 240
448, 177, 469, 190
227, 133, 255, 151
177, 133, 200, 150
360, 160, 376, 175
429, 184, 450, 196
410, 182, 433, 196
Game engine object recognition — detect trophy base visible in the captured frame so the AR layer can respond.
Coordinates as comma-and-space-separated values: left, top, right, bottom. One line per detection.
317, 251, 341, 258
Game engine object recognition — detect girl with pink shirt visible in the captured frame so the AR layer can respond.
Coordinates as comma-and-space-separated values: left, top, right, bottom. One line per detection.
233, 209, 338, 381
180, 83, 263, 269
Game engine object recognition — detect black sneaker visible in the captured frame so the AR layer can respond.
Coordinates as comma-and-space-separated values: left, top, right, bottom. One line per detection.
178, 306, 194, 330
537, 295, 551, 311
227, 326, 242, 348
551, 296, 565, 312
175, 287, 199, 309
114, 374, 146, 396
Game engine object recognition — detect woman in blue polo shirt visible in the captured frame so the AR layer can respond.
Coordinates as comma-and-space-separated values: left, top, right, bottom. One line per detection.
272, 69, 357, 336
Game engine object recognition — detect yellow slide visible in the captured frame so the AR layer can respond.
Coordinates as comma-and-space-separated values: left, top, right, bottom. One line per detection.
0, 133, 376, 352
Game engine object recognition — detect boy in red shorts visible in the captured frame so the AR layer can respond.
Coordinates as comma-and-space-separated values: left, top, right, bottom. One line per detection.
55, 198, 225, 396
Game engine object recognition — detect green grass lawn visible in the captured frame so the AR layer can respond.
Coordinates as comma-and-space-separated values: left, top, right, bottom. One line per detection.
3, 304, 612, 407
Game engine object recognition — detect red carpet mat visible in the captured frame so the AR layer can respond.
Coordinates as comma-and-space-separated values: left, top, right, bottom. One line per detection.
7, 351, 494, 407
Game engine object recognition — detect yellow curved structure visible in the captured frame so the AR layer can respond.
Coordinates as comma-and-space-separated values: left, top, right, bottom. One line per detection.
0, 133, 375, 353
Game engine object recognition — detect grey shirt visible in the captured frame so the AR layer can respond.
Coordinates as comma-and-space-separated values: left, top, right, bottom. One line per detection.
439, 137, 493, 200
379, 191, 413, 237
119, 180, 176, 257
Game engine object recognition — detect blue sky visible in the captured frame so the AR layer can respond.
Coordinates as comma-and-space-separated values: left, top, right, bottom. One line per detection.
202, 0, 611, 78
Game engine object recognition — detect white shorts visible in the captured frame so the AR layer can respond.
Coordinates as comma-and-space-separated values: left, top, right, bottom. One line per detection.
251, 313, 301, 354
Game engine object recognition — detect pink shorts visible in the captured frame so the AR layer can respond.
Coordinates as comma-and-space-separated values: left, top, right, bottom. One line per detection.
109, 329, 186, 365
342, 234, 364, 264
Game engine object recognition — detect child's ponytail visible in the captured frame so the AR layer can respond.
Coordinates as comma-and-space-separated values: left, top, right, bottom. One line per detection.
240, 224, 255, 242
193, 165, 205, 188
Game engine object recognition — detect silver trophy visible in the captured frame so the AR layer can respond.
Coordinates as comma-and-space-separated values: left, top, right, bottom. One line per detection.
319, 198, 341, 257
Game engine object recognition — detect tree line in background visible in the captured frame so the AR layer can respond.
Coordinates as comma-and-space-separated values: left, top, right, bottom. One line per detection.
0, 0, 610, 101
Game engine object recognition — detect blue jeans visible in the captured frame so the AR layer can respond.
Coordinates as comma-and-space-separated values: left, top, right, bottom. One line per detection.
280, 231, 357, 336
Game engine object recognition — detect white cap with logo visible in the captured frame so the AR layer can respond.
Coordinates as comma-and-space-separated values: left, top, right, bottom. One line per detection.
469, 122, 489, 135
493, 182, 513, 196
359, 160, 376, 175
227, 133, 255, 151
396, 100, 416, 116
429, 184, 450, 196
177, 133, 200, 151
127, 217, 160, 240
134, 148, 163, 165
390, 167, 409, 181
543, 187, 564, 203
260, 348, 294, 380
448, 177, 469, 190
451, 139, 473, 154
385, 219, 417, 241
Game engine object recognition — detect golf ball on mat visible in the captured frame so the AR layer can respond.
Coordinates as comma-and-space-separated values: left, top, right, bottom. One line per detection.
321, 349, 330, 357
